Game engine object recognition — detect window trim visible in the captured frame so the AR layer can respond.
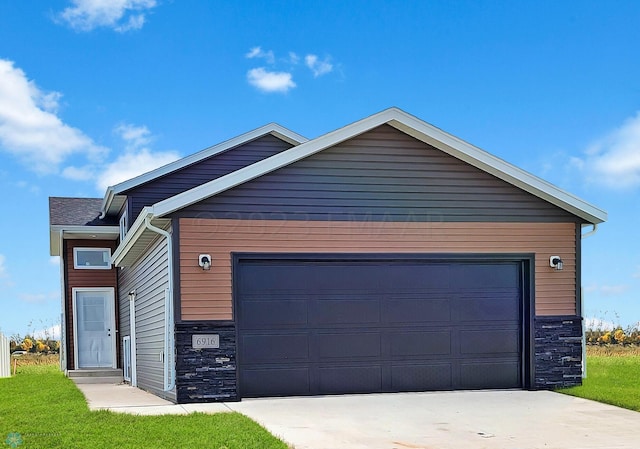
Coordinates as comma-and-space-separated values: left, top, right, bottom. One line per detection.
73, 247, 112, 270
119, 207, 129, 241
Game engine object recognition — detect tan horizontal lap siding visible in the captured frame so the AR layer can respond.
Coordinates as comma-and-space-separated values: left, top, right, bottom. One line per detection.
179, 219, 576, 320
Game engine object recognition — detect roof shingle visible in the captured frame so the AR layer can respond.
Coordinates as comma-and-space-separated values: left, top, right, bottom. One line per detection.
49, 197, 118, 226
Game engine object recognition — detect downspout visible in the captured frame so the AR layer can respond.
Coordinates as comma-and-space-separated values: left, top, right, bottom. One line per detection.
580, 223, 598, 379
129, 290, 138, 387
143, 216, 175, 392
581, 223, 598, 239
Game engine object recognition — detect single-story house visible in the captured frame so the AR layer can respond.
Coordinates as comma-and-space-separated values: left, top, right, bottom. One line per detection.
49, 107, 607, 403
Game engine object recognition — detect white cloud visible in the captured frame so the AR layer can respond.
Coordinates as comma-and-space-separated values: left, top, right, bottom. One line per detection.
0, 59, 106, 173
15, 180, 40, 195
584, 317, 616, 331
0, 254, 7, 278
573, 112, 640, 189
61, 165, 95, 181
585, 283, 630, 297
34, 324, 61, 340
94, 123, 179, 190
289, 52, 300, 64
63, 123, 180, 191
58, 0, 157, 32
246, 46, 275, 64
50, 256, 60, 266
114, 123, 153, 150
305, 54, 333, 77
247, 67, 296, 93
19, 292, 58, 304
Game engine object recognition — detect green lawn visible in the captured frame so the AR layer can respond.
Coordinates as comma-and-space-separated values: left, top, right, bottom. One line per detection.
560, 355, 640, 411
0, 365, 288, 449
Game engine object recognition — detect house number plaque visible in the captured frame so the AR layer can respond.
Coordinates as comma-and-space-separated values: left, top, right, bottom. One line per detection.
192, 334, 220, 349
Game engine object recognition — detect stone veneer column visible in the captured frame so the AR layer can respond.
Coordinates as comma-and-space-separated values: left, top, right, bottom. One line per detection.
534, 316, 583, 389
175, 322, 237, 403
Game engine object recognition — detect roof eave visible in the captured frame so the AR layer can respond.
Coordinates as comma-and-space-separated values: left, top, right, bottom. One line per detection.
99, 123, 308, 217
49, 225, 120, 256
111, 207, 171, 267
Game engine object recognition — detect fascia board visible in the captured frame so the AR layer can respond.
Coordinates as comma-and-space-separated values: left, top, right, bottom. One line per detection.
49, 225, 120, 256
100, 123, 307, 216
111, 207, 153, 266
152, 107, 606, 224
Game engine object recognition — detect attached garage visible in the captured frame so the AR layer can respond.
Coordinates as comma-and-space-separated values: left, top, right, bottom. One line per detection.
96, 107, 607, 403
235, 254, 532, 397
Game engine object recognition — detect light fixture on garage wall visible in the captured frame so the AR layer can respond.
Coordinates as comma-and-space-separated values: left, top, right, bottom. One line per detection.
198, 254, 212, 271
549, 256, 563, 271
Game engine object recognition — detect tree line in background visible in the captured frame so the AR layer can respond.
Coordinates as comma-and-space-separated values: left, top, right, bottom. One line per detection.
586, 314, 640, 346
6, 320, 60, 354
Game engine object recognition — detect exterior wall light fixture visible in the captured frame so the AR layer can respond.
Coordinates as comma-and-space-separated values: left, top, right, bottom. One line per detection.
549, 256, 563, 271
198, 254, 212, 270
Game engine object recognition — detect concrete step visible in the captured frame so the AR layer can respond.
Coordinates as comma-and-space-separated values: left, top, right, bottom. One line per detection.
68, 369, 123, 384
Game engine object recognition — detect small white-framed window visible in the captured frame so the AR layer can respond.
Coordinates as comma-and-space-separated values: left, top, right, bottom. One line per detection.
73, 247, 111, 270
119, 208, 128, 241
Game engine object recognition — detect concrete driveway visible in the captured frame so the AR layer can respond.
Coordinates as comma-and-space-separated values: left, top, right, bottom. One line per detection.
76, 383, 640, 449
230, 390, 640, 449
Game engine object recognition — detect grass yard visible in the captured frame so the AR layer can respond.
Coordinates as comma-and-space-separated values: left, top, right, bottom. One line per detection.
0, 364, 288, 449
560, 348, 640, 412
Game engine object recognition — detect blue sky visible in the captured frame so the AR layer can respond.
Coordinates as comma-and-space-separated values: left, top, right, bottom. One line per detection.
0, 0, 639, 338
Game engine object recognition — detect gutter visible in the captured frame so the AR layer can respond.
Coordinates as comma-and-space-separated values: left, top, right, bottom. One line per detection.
99, 187, 115, 219
143, 216, 176, 392
581, 223, 598, 239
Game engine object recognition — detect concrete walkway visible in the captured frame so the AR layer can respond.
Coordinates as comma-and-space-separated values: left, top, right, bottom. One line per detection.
75, 383, 640, 449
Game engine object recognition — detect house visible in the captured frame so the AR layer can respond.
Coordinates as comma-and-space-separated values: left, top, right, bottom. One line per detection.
49, 108, 607, 403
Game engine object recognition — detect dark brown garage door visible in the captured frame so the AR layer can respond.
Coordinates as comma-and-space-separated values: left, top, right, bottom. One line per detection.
235, 255, 524, 398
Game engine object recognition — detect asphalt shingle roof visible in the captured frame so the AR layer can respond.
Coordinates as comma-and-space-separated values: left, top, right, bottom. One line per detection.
49, 197, 118, 226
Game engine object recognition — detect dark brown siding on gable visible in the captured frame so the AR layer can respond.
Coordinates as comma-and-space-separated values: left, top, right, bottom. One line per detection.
174, 125, 577, 223
64, 239, 118, 370
124, 134, 295, 220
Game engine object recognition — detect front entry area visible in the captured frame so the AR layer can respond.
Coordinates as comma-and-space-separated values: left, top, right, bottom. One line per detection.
235, 254, 531, 398
73, 288, 117, 369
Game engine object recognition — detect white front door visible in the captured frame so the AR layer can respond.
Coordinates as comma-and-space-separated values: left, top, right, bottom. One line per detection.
73, 288, 116, 369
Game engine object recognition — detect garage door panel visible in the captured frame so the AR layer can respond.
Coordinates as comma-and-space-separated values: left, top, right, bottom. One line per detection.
391, 364, 452, 391
242, 368, 310, 397
312, 299, 381, 325
389, 331, 451, 357
242, 334, 309, 363
316, 333, 381, 359
237, 256, 524, 398
381, 264, 452, 289
240, 300, 308, 328
451, 263, 520, 289
318, 365, 382, 394
456, 295, 521, 322
384, 298, 451, 323
460, 361, 521, 389
460, 329, 520, 354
